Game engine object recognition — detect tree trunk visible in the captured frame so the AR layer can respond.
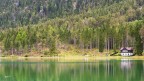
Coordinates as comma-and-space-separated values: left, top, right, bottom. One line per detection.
108, 38, 110, 53
74, 38, 76, 46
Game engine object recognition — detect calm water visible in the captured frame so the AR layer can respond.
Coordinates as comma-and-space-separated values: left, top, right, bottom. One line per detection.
0, 58, 143, 81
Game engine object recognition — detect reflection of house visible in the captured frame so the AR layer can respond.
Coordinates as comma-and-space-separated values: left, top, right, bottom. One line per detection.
120, 47, 133, 56
121, 59, 132, 70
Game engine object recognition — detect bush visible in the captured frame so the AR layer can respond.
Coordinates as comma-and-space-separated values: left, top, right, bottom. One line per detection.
1, 55, 5, 57
43, 50, 49, 55
24, 54, 29, 57
43, 50, 58, 56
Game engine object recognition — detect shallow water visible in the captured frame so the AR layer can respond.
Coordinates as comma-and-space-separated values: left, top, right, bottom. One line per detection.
0, 58, 143, 81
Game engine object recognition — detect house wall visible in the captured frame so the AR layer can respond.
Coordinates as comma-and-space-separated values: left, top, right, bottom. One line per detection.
121, 53, 133, 56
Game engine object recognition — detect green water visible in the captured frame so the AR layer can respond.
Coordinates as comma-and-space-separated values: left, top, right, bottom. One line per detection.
0, 59, 143, 81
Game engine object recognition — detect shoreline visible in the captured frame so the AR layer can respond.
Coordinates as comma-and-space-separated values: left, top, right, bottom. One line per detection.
0, 55, 144, 61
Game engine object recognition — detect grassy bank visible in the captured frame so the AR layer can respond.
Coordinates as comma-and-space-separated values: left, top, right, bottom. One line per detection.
1, 48, 114, 57
0, 54, 144, 62
1, 56, 144, 62
0, 48, 144, 61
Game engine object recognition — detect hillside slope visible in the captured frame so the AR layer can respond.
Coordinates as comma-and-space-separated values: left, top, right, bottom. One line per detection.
0, 0, 141, 28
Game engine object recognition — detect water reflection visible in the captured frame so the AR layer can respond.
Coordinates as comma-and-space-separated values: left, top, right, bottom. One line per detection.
0, 59, 143, 81
121, 59, 132, 70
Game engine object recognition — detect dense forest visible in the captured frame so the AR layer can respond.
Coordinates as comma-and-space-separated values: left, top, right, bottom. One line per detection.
0, 0, 144, 56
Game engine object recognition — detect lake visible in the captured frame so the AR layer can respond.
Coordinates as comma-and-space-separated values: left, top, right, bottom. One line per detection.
0, 58, 143, 81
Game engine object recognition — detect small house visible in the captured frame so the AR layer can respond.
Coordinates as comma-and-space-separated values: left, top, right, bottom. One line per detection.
120, 47, 133, 56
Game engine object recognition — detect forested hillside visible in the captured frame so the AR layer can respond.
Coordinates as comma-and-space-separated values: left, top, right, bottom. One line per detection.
0, 0, 120, 27
0, 0, 144, 56
0, 0, 130, 28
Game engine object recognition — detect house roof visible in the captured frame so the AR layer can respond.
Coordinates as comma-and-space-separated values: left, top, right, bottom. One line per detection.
120, 47, 133, 50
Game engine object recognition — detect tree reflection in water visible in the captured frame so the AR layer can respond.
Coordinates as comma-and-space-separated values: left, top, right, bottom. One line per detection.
0, 59, 143, 81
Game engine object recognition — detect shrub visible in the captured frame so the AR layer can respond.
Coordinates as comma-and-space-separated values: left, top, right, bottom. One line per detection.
43, 50, 49, 55
24, 54, 29, 57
